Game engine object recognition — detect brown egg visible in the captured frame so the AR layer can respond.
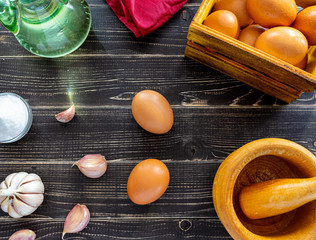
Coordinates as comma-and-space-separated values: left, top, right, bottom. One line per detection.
292, 6, 316, 46
213, 0, 253, 28
295, 0, 316, 8
255, 27, 308, 65
294, 54, 308, 70
247, 0, 297, 28
204, 10, 240, 39
127, 158, 170, 205
131, 90, 173, 134
238, 24, 266, 47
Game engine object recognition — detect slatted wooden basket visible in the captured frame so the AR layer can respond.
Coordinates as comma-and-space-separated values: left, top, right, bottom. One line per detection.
184, 0, 316, 103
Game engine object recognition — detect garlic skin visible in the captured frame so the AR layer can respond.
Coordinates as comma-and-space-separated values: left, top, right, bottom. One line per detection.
73, 154, 107, 178
9, 229, 36, 240
62, 204, 90, 239
0, 172, 44, 218
55, 105, 75, 123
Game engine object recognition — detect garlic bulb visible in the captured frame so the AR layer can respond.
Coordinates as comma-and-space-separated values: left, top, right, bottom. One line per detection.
55, 105, 75, 123
9, 229, 36, 240
62, 204, 90, 239
0, 172, 44, 218
73, 154, 107, 178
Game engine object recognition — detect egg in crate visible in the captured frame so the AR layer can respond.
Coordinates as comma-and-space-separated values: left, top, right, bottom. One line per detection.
295, 54, 308, 70
212, 0, 252, 27
238, 24, 266, 47
292, 6, 316, 46
203, 10, 240, 38
296, 0, 316, 8
255, 27, 309, 65
246, 0, 297, 28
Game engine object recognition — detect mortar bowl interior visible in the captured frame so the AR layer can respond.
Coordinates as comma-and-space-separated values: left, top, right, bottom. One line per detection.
213, 138, 316, 240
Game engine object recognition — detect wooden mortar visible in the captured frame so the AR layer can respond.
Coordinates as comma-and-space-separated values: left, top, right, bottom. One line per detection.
213, 138, 316, 239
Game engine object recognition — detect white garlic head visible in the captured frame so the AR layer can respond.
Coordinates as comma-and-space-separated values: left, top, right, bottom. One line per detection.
0, 172, 44, 218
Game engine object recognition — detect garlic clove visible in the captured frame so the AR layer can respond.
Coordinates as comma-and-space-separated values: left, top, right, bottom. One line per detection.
20, 173, 42, 185
17, 180, 45, 194
73, 154, 107, 178
0, 181, 6, 204
8, 202, 23, 218
1, 197, 10, 213
9, 229, 36, 240
15, 193, 44, 208
12, 197, 37, 217
0, 196, 5, 205
62, 204, 90, 239
0, 180, 7, 189
5, 173, 17, 187
10, 172, 29, 189
55, 105, 75, 123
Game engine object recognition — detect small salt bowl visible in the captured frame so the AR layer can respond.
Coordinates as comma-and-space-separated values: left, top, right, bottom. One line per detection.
213, 138, 316, 239
0, 93, 33, 143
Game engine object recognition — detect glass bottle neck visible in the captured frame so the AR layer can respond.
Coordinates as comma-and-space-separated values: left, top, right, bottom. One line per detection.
19, 0, 64, 23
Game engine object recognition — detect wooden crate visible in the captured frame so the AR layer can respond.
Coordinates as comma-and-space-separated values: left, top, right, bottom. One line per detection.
184, 0, 316, 103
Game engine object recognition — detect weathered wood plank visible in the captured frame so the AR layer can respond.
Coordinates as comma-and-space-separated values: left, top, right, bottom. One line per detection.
1, 107, 316, 164
0, 218, 231, 240
0, 161, 219, 219
1, 54, 282, 106
1, 106, 316, 164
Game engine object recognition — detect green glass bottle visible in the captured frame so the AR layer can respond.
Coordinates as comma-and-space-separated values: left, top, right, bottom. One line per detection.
0, 0, 91, 58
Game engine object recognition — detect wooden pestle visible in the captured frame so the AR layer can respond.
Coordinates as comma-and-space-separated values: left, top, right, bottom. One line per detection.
239, 177, 316, 220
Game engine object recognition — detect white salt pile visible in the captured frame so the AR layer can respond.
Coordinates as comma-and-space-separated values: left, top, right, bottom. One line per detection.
0, 93, 32, 143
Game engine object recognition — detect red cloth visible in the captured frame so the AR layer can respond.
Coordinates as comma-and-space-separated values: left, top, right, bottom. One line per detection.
106, 0, 187, 37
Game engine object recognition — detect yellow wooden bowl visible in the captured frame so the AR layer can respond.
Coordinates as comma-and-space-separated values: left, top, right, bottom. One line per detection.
213, 138, 316, 239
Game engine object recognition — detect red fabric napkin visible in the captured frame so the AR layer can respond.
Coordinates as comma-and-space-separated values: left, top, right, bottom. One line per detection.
106, 0, 187, 37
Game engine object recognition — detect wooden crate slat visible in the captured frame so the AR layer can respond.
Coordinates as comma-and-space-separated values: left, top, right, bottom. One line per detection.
185, 42, 301, 103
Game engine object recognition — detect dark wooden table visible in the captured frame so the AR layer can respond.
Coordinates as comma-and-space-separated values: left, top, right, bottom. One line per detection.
1, 0, 316, 239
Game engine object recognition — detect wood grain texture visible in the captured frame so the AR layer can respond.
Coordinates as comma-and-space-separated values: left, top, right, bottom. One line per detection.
1, 0, 316, 239
0, 219, 231, 240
